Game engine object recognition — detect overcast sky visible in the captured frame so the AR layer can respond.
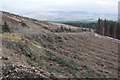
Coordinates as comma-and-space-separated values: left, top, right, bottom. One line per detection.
1, 0, 119, 15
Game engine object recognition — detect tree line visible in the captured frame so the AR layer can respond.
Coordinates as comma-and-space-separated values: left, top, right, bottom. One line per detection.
96, 18, 120, 40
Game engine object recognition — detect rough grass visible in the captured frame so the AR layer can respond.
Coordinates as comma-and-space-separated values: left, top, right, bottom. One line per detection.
43, 49, 80, 71
3, 33, 22, 42
5, 41, 36, 61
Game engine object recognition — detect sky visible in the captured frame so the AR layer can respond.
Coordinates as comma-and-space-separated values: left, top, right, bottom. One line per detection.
0, 0, 119, 20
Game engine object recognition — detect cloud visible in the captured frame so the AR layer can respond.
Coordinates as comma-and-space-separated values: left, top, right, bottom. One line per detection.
1, 0, 119, 15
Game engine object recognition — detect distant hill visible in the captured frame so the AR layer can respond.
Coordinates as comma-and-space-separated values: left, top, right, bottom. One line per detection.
23, 11, 117, 21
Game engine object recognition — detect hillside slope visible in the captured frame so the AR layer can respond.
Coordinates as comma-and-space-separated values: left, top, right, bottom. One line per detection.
0, 11, 119, 79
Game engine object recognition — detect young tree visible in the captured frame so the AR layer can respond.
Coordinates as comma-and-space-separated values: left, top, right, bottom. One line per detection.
2, 22, 10, 32
96, 18, 101, 34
